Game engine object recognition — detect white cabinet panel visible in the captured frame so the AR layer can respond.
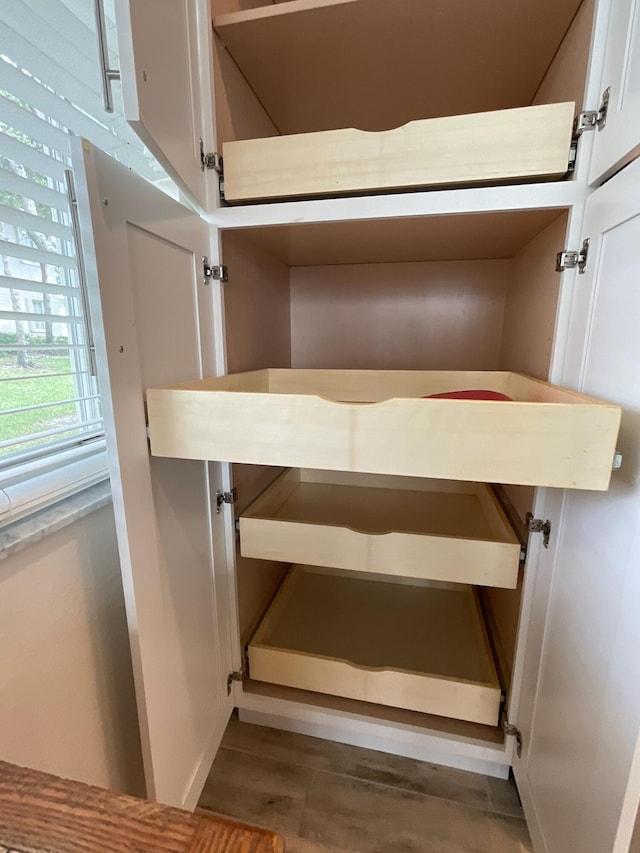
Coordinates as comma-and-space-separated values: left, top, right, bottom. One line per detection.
71, 139, 232, 808
516, 155, 640, 853
115, 0, 213, 210
589, 0, 640, 183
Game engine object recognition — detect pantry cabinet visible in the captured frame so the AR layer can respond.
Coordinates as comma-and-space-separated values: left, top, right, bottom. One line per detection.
72, 0, 640, 850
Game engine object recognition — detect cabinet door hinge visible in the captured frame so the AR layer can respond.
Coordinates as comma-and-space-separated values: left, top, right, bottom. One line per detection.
568, 88, 610, 172
556, 237, 589, 274
502, 719, 523, 758
226, 669, 243, 695
199, 139, 225, 198
203, 256, 229, 284
216, 487, 238, 514
199, 138, 223, 172
573, 87, 610, 137
526, 513, 551, 549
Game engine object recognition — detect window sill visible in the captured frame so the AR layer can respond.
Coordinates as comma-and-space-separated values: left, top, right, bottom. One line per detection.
0, 479, 112, 561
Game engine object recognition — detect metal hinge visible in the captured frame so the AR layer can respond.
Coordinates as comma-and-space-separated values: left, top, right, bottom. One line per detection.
503, 719, 523, 758
199, 138, 223, 172
234, 517, 241, 535
216, 487, 238, 514
203, 256, 229, 284
226, 669, 243, 695
556, 237, 590, 274
526, 513, 551, 549
568, 88, 610, 172
199, 139, 225, 198
574, 87, 611, 137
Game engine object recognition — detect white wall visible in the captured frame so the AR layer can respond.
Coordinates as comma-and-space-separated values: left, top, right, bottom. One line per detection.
0, 503, 144, 796
630, 807, 640, 853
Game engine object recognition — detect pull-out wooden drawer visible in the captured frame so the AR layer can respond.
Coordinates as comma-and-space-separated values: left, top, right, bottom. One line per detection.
146, 369, 621, 490
222, 102, 575, 203
240, 470, 520, 589
248, 566, 502, 726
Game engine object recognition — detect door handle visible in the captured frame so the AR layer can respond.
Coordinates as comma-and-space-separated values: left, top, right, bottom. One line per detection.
93, 0, 121, 113
64, 170, 98, 378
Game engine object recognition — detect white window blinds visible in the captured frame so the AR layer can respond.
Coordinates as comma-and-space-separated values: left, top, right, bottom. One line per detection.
0, 0, 172, 519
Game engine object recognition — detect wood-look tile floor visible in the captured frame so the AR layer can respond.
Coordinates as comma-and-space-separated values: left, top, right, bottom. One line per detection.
198, 714, 532, 853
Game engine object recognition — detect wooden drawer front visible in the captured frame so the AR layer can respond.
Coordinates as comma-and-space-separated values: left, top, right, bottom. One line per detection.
146, 369, 622, 490
248, 566, 502, 726
222, 103, 575, 203
240, 470, 520, 589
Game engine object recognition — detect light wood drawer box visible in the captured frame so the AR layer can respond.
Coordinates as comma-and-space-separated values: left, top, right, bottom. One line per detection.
240, 469, 520, 589
146, 369, 622, 490
222, 102, 575, 203
247, 566, 502, 726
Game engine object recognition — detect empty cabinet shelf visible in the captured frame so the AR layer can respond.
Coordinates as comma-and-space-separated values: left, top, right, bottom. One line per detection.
248, 566, 502, 726
146, 369, 622, 490
240, 469, 520, 588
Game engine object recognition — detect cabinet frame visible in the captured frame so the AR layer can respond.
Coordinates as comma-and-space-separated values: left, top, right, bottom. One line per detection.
101, 0, 640, 833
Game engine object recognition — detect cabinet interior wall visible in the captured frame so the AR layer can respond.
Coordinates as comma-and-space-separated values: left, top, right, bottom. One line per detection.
210, 0, 593, 154
531, 0, 595, 110
222, 229, 291, 645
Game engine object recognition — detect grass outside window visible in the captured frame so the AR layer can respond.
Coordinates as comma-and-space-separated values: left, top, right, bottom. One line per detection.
0, 349, 77, 457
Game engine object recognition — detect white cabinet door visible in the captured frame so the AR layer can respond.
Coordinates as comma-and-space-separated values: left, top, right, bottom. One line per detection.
71, 138, 233, 808
589, 0, 640, 184
114, 0, 214, 210
515, 155, 640, 852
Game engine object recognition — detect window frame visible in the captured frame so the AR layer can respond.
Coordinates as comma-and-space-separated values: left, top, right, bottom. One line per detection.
0, 1, 174, 528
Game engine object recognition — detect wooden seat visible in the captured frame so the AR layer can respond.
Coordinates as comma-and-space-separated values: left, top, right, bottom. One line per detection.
0, 761, 283, 853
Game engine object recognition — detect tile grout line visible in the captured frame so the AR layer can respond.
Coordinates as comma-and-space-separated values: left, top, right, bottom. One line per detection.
308, 767, 528, 823
291, 766, 317, 845
483, 774, 495, 815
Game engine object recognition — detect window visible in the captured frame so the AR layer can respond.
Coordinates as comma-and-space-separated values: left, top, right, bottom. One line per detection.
0, 0, 173, 524
28, 297, 46, 333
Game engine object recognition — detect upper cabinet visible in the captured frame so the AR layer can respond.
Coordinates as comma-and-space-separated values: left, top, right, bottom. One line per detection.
589, 0, 640, 184
112, 0, 640, 209
112, 0, 613, 209
212, 0, 587, 203
114, 0, 215, 209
